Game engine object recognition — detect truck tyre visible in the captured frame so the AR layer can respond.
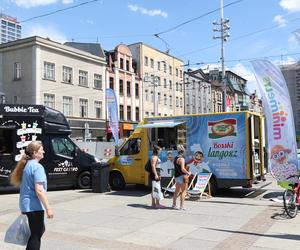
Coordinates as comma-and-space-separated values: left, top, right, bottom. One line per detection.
77, 171, 91, 189
109, 172, 125, 190
209, 176, 219, 196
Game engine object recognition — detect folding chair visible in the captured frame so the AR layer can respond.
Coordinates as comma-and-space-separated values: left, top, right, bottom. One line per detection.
187, 172, 212, 200
162, 176, 176, 196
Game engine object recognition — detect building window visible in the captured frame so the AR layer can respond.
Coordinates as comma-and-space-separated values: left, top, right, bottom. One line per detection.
94, 74, 102, 89
164, 79, 167, 88
79, 98, 88, 117
127, 105, 131, 120
119, 79, 124, 95
180, 98, 183, 108
43, 61, 55, 80
120, 58, 124, 69
135, 107, 140, 121
144, 56, 148, 66
164, 94, 167, 105
169, 95, 172, 107
62, 96, 73, 116
176, 82, 179, 91
164, 63, 167, 73
157, 61, 161, 71
180, 70, 183, 78
120, 105, 124, 120
145, 111, 149, 117
158, 93, 161, 103
62, 66, 72, 84
14, 62, 21, 80
157, 76, 161, 86
44, 93, 55, 108
169, 66, 172, 75
145, 90, 149, 101
126, 60, 129, 71
176, 68, 178, 76
151, 91, 154, 102
79, 70, 88, 87
176, 97, 179, 107
95, 101, 102, 118
135, 83, 139, 98
109, 77, 114, 89
169, 80, 172, 89
150, 58, 154, 68
127, 81, 131, 96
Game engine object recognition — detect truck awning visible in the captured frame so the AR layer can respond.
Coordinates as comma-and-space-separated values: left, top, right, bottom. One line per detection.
137, 121, 185, 128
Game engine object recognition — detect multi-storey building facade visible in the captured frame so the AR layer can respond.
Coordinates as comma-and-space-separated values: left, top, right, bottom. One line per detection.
184, 69, 211, 114
0, 36, 107, 140
206, 69, 249, 112
128, 42, 184, 117
281, 61, 300, 147
105, 44, 142, 139
0, 14, 21, 44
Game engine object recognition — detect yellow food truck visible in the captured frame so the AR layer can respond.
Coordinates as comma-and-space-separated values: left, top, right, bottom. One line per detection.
108, 111, 266, 194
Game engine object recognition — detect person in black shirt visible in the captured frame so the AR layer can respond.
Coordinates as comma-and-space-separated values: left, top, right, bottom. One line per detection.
172, 144, 191, 210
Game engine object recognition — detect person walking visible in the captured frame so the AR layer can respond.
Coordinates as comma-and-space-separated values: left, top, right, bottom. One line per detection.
10, 141, 54, 250
172, 144, 191, 211
149, 145, 165, 208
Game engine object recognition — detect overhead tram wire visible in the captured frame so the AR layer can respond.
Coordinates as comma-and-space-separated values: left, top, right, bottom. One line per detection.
20, 0, 100, 23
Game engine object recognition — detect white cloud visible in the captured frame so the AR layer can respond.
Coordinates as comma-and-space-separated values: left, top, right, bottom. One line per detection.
23, 24, 67, 43
86, 19, 94, 25
273, 15, 287, 27
288, 34, 300, 50
128, 4, 168, 18
279, 0, 300, 12
13, 0, 72, 8
272, 56, 296, 66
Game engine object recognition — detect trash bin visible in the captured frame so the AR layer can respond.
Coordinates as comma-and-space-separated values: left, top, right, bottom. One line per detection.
91, 163, 110, 193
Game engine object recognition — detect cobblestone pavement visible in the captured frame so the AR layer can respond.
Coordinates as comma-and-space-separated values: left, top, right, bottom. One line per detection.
0, 174, 299, 250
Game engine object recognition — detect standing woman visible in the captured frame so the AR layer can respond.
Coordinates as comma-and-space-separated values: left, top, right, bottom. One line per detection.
10, 141, 54, 250
172, 144, 191, 210
149, 145, 165, 208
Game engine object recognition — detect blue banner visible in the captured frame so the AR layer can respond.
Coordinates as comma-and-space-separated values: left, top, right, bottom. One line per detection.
106, 88, 119, 145
251, 60, 299, 183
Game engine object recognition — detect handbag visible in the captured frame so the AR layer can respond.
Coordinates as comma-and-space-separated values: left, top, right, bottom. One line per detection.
4, 214, 31, 246
152, 180, 164, 201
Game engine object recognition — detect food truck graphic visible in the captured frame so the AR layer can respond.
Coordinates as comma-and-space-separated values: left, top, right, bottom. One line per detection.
109, 111, 266, 194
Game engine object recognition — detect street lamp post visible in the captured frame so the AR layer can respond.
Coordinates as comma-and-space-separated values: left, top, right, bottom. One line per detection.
213, 0, 230, 112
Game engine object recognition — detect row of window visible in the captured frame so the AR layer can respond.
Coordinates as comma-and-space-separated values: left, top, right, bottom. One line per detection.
119, 105, 139, 121
144, 74, 184, 91
1, 20, 21, 29
145, 112, 173, 117
109, 77, 139, 98
44, 94, 103, 118
44, 93, 141, 121
144, 56, 183, 77
144, 90, 183, 108
119, 58, 130, 71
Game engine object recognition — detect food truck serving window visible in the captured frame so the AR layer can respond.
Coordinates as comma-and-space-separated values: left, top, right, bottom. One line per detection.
137, 121, 186, 150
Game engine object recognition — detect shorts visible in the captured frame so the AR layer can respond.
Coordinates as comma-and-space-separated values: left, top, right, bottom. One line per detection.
175, 175, 187, 184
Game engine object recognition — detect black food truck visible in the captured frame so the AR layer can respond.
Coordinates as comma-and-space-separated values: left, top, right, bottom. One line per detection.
0, 104, 100, 189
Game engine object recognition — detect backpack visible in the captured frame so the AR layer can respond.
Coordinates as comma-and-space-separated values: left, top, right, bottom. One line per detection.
144, 159, 151, 172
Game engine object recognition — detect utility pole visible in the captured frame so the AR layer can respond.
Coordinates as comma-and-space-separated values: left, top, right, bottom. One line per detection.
213, 0, 230, 112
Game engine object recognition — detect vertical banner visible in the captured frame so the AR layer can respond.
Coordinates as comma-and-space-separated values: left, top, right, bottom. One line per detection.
251, 60, 299, 183
106, 88, 119, 145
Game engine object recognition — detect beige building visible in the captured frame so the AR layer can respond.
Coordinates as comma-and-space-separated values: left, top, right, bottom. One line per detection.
0, 36, 107, 140
128, 42, 184, 117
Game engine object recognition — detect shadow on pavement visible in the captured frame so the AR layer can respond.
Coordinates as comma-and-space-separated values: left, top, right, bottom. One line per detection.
262, 191, 283, 199
202, 227, 300, 241
271, 210, 294, 220
127, 203, 174, 210
105, 185, 150, 197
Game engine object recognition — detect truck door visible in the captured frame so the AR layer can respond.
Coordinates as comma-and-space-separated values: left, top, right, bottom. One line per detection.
46, 136, 77, 186
117, 136, 143, 185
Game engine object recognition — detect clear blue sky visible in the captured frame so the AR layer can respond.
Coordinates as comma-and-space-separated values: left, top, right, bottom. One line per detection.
1, 0, 300, 93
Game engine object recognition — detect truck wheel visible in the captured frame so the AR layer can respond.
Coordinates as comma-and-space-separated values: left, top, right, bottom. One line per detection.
209, 176, 219, 196
109, 172, 125, 190
77, 171, 91, 189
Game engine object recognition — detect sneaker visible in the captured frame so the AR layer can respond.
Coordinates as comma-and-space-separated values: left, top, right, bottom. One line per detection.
172, 205, 179, 210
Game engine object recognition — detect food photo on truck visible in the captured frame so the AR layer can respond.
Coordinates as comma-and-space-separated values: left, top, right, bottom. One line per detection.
0, 104, 102, 190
